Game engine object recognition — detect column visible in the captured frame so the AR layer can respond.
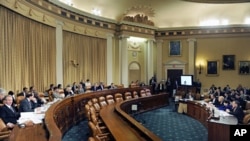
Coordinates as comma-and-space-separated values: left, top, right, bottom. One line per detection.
156, 40, 163, 82
106, 33, 114, 85
56, 21, 64, 86
187, 38, 196, 75
120, 35, 129, 87
147, 39, 154, 84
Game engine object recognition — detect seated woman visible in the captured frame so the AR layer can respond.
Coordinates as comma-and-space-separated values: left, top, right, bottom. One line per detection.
215, 96, 224, 108
218, 100, 232, 111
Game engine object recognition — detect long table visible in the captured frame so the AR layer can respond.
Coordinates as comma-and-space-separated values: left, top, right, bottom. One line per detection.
100, 93, 168, 141
179, 100, 238, 141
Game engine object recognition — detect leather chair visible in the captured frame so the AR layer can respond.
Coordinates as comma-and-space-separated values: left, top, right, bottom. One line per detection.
114, 93, 123, 103
0, 118, 11, 141
139, 90, 147, 97
88, 121, 110, 141
243, 113, 250, 125
98, 96, 108, 108
106, 95, 115, 105
132, 91, 139, 98
92, 98, 101, 112
124, 92, 132, 100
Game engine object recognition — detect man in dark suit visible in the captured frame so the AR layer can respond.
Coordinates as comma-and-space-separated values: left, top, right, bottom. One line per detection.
91, 83, 100, 91
226, 100, 244, 124
98, 82, 105, 91
17, 87, 29, 97
0, 95, 20, 129
19, 94, 38, 112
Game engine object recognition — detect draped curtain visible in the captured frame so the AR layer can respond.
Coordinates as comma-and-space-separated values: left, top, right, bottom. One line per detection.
63, 31, 107, 87
0, 6, 56, 93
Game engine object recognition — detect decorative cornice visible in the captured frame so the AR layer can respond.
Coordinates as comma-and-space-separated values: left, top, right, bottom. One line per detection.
183, 0, 250, 3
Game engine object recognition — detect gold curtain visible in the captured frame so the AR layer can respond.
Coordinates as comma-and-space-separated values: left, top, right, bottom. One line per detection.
63, 31, 107, 86
0, 6, 56, 93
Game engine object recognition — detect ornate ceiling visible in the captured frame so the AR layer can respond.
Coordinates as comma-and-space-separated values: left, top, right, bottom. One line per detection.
53, 0, 250, 28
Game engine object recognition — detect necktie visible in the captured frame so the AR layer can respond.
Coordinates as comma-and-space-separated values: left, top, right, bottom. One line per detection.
9, 106, 15, 113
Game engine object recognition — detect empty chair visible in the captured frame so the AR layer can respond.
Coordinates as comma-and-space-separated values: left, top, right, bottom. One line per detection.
106, 95, 115, 105
84, 104, 91, 121
124, 92, 132, 100
99, 96, 108, 108
145, 89, 152, 96
140, 89, 147, 97
243, 114, 250, 125
114, 93, 123, 103
88, 121, 110, 140
132, 91, 139, 98
92, 98, 101, 112
0, 118, 11, 141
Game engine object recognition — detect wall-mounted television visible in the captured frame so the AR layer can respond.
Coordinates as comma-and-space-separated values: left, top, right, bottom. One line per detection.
180, 75, 193, 86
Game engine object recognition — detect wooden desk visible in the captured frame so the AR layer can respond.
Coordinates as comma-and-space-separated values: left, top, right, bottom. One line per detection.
45, 86, 152, 141
100, 104, 146, 141
9, 123, 48, 141
183, 100, 238, 141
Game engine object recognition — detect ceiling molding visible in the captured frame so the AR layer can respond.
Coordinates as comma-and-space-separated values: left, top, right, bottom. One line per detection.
183, 0, 250, 3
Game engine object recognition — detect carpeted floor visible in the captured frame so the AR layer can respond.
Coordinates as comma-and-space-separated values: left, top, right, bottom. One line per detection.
62, 101, 208, 141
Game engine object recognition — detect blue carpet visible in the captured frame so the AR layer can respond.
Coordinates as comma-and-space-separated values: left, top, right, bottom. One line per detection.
63, 101, 208, 141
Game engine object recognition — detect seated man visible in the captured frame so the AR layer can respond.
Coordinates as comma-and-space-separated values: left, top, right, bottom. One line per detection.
0, 95, 20, 129
226, 100, 244, 124
108, 83, 117, 89
52, 87, 64, 99
19, 94, 39, 112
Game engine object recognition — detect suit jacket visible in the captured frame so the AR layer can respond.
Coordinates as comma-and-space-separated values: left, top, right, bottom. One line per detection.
17, 92, 27, 97
19, 98, 37, 112
229, 106, 244, 124
0, 105, 20, 124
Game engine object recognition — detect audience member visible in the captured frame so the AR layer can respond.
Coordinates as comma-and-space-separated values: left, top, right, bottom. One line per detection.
64, 85, 74, 97
108, 83, 117, 89
52, 87, 64, 99
17, 87, 28, 97
0, 88, 6, 106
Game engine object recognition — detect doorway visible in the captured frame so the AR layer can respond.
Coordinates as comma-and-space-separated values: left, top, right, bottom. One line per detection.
167, 69, 183, 86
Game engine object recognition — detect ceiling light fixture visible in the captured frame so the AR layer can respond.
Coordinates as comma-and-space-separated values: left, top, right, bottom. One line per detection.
91, 8, 101, 16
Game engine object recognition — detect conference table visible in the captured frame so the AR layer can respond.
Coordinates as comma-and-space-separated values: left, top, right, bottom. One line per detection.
8, 87, 239, 141
177, 99, 238, 141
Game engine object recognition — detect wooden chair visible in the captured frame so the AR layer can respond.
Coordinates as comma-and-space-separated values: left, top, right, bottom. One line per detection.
98, 96, 108, 108
106, 95, 115, 105
88, 121, 110, 141
16, 95, 25, 109
92, 98, 101, 112
114, 93, 123, 103
139, 89, 147, 97
132, 91, 139, 98
243, 113, 250, 125
124, 92, 132, 100
0, 118, 11, 141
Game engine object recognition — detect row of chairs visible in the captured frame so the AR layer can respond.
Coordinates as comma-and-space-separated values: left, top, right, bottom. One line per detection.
86, 88, 152, 141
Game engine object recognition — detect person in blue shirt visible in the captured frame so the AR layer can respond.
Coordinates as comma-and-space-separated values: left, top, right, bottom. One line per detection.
218, 100, 232, 111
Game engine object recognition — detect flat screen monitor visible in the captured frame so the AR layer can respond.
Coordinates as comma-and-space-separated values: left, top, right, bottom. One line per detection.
180, 75, 193, 86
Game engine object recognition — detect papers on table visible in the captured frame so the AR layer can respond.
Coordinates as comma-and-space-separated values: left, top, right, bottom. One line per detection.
17, 112, 45, 124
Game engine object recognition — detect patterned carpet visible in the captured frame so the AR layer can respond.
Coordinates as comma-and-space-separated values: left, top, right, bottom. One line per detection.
62, 101, 208, 141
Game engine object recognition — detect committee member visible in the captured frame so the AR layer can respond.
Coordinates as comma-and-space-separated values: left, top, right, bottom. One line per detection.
0, 95, 20, 129
19, 94, 38, 112
226, 100, 244, 124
